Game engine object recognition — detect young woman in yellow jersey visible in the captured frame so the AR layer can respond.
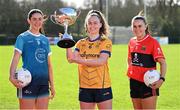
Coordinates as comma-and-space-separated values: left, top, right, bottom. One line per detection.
66, 10, 113, 109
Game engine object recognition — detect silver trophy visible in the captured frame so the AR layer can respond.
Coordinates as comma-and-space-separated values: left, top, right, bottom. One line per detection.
51, 8, 80, 48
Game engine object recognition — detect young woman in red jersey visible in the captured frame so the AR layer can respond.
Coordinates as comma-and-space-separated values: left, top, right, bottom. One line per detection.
127, 13, 167, 110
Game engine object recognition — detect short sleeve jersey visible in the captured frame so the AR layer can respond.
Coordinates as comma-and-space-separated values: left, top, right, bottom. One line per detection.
75, 36, 112, 88
127, 34, 165, 82
15, 30, 51, 85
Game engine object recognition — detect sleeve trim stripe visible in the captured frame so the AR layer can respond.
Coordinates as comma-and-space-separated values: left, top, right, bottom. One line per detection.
48, 52, 52, 56
100, 50, 111, 57
75, 48, 79, 52
154, 56, 165, 61
15, 48, 22, 54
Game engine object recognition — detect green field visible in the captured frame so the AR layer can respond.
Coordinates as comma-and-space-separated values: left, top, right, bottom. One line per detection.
0, 45, 180, 109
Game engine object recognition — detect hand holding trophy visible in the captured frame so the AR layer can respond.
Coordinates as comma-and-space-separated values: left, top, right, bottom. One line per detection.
51, 8, 80, 48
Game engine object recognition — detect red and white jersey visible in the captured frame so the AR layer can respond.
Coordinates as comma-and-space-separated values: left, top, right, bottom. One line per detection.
127, 34, 165, 82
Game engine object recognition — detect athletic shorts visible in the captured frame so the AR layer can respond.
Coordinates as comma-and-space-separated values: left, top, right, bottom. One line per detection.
17, 84, 49, 99
79, 87, 113, 103
130, 78, 159, 99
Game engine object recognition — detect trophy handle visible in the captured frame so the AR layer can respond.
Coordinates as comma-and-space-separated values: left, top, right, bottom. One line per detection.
50, 15, 63, 26
43, 15, 49, 22
50, 15, 58, 25
76, 9, 81, 17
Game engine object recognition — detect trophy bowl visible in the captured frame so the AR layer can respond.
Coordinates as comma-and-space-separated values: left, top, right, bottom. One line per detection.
51, 8, 80, 48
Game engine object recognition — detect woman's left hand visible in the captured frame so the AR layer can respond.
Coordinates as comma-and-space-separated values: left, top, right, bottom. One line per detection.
150, 79, 164, 89
49, 86, 55, 100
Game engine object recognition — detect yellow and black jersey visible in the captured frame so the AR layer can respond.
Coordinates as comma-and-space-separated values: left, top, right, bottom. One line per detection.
75, 36, 112, 89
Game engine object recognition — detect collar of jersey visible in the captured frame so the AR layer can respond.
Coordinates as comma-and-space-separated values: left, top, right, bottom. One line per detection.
136, 34, 150, 42
27, 30, 41, 37
88, 35, 100, 42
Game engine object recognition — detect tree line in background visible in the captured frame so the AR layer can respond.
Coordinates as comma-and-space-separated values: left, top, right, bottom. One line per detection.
0, 0, 179, 43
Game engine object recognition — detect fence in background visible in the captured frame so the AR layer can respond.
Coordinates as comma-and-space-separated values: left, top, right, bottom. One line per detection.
109, 26, 133, 44
0, 26, 172, 45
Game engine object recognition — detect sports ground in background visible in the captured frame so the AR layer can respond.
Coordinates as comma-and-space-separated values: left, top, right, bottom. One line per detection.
0, 44, 180, 109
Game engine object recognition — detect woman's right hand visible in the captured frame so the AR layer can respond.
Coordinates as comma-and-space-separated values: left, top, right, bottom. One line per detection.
9, 50, 22, 88
9, 76, 23, 88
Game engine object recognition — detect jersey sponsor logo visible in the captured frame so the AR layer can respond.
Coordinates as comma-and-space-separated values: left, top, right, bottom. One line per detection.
35, 48, 46, 63
88, 43, 94, 49
132, 62, 144, 67
131, 52, 156, 68
131, 52, 143, 66
106, 44, 111, 50
80, 51, 99, 59
133, 53, 139, 62
141, 46, 146, 51
35, 38, 41, 45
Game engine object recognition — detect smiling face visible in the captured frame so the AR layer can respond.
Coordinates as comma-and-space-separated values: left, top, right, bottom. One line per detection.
86, 15, 102, 37
27, 13, 44, 32
132, 19, 147, 40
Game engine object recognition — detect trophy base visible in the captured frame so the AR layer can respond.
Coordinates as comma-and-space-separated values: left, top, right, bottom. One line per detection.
57, 39, 75, 48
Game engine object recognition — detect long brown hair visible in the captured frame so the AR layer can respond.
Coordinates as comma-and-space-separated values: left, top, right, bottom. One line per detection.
84, 10, 110, 38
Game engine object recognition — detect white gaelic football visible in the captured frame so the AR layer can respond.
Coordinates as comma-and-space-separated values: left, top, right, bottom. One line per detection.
15, 68, 32, 87
144, 70, 160, 87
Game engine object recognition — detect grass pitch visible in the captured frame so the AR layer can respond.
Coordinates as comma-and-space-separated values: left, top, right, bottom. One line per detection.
0, 44, 180, 109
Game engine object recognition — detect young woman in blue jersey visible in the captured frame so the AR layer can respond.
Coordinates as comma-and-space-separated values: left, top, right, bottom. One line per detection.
9, 9, 55, 109
127, 12, 167, 110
